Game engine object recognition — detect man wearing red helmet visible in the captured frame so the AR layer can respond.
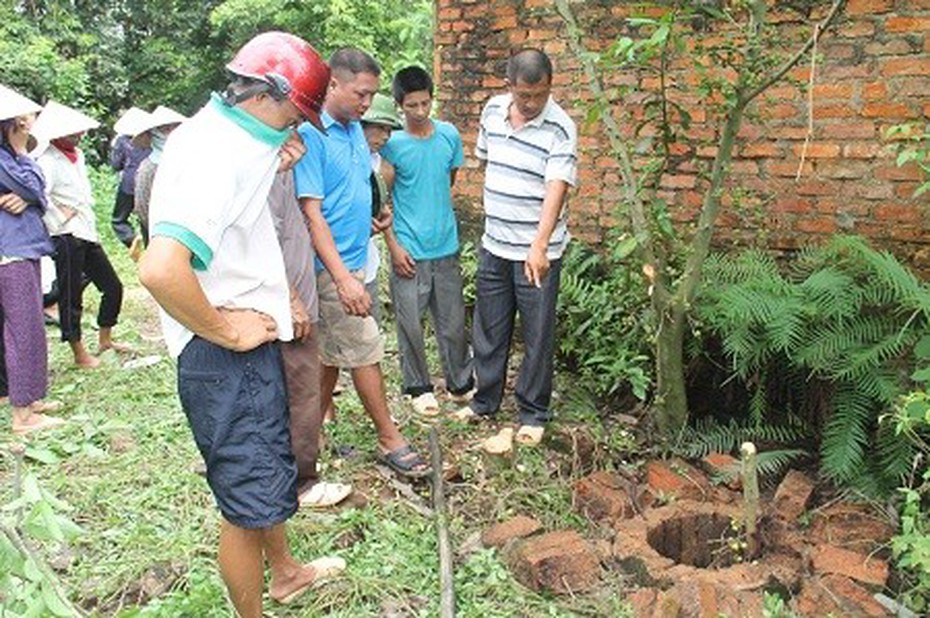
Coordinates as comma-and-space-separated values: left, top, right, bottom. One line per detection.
139, 32, 344, 616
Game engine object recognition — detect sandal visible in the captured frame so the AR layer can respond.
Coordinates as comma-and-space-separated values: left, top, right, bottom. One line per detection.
272, 556, 347, 604
11, 413, 66, 437
446, 387, 476, 404
451, 406, 481, 423
515, 425, 545, 447
410, 392, 441, 417
376, 444, 431, 479
299, 482, 352, 508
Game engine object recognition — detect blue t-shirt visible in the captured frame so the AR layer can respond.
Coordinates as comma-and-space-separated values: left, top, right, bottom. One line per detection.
381, 119, 464, 260
294, 112, 372, 272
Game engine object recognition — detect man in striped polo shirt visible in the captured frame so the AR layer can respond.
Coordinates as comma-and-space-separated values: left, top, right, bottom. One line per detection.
454, 49, 577, 446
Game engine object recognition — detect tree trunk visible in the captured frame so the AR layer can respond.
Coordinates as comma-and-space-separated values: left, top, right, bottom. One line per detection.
653, 298, 689, 434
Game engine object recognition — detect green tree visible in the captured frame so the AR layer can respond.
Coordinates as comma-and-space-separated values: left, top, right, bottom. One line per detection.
554, 0, 846, 435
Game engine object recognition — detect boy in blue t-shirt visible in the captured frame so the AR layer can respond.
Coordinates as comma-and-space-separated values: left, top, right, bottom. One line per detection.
382, 66, 474, 416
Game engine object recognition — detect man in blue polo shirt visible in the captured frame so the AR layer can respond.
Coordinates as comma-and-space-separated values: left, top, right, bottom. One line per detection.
295, 48, 429, 478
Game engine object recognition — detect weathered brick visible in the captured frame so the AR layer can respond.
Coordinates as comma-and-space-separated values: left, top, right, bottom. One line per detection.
862, 102, 917, 119
741, 143, 783, 158
812, 83, 854, 99
875, 163, 923, 181
482, 515, 544, 548
846, 0, 893, 13
797, 217, 838, 234
811, 544, 890, 587
863, 82, 887, 101
881, 56, 930, 77
792, 143, 841, 158
644, 459, 711, 502
795, 575, 892, 617
864, 39, 914, 56
701, 452, 741, 489
813, 104, 858, 119
874, 203, 922, 224
505, 530, 600, 594
837, 20, 876, 37
843, 142, 887, 159
772, 470, 815, 523
574, 471, 636, 523
885, 16, 930, 33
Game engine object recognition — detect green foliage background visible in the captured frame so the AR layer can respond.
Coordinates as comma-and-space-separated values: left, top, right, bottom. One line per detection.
0, 0, 433, 150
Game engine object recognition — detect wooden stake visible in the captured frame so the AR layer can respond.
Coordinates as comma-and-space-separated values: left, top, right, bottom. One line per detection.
430, 428, 455, 618
740, 442, 760, 560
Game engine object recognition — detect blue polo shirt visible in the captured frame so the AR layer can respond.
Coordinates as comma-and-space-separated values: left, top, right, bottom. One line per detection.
294, 111, 372, 272
381, 120, 463, 260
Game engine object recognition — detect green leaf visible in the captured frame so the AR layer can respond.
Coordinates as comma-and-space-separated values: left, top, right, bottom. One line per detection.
42, 582, 73, 617
613, 236, 639, 260
915, 335, 930, 359
911, 367, 930, 382
25, 447, 60, 465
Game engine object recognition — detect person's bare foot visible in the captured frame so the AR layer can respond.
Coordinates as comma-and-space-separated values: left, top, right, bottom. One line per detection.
12, 412, 66, 436
99, 341, 135, 354
269, 557, 346, 604
74, 353, 100, 368
70, 341, 99, 368
29, 400, 63, 414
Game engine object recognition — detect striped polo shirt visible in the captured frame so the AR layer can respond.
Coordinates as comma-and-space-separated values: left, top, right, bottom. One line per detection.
476, 93, 577, 261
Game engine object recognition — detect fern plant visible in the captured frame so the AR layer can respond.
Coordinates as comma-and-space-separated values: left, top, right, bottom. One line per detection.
556, 243, 654, 401
673, 417, 811, 483
695, 235, 930, 495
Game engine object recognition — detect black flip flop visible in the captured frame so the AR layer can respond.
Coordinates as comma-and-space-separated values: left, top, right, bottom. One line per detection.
377, 444, 432, 479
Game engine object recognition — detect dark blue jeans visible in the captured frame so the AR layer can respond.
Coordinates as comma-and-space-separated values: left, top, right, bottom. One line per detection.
470, 248, 562, 426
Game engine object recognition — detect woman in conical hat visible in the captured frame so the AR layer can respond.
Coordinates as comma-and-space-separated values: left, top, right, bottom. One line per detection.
132, 104, 187, 248
0, 84, 66, 435
32, 100, 130, 368
109, 106, 152, 251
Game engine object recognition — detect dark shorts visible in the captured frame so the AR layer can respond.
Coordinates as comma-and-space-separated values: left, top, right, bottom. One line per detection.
178, 337, 297, 529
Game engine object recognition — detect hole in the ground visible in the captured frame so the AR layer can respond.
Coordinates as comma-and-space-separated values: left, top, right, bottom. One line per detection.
647, 512, 746, 569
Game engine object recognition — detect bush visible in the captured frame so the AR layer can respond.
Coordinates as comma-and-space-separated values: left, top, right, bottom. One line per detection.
694, 235, 930, 495
556, 242, 653, 403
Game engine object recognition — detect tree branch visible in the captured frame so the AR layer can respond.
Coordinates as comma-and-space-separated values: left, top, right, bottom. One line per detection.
740, 0, 846, 106
553, 0, 660, 275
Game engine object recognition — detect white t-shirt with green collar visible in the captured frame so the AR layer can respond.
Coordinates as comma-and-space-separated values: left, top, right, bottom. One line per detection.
148, 94, 294, 357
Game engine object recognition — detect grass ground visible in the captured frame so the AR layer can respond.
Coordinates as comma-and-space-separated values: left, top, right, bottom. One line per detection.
0, 168, 635, 617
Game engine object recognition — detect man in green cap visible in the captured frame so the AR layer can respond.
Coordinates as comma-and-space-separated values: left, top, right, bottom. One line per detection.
359, 92, 402, 325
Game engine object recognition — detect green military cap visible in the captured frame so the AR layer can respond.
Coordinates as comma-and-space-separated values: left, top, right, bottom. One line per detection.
362, 93, 402, 129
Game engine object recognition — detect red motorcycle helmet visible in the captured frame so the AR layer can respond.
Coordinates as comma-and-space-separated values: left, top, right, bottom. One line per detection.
226, 31, 330, 131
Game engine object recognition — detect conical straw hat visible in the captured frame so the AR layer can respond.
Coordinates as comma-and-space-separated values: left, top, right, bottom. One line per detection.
113, 106, 152, 137
31, 100, 100, 143
0, 84, 41, 122
134, 105, 187, 135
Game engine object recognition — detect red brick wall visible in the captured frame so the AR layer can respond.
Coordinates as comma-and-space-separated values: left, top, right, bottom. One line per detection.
435, 0, 930, 272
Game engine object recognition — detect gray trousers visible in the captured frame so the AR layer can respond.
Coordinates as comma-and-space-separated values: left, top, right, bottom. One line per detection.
470, 248, 562, 426
389, 253, 473, 397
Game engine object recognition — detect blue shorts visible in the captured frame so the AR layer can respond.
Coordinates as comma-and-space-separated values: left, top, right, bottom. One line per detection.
178, 338, 297, 529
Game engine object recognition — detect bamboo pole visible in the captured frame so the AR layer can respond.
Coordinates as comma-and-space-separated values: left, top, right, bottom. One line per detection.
429, 428, 455, 617
740, 442, 760, 561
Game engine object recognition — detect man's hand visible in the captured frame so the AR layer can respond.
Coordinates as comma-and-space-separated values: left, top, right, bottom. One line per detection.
216, 307, 279, 351
290, 293, 312, 342
277, 132, 307, 172
335, 275, 371, 316
371, 207, 392, 235
389, 244, 416, 279
0, 193, 28, 215
524, 244, 550, 288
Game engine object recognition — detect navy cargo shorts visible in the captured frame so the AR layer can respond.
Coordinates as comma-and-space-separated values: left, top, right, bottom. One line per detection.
177, 337, 298, 529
